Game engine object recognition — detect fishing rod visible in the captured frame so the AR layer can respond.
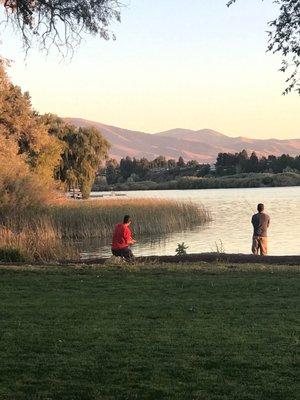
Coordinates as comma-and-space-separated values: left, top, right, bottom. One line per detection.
243, 198, 255, 214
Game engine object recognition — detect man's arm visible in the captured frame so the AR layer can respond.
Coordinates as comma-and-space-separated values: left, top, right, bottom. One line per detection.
124, 226, 136, 245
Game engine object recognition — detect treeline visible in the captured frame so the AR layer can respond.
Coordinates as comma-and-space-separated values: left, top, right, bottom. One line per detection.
0, 59, 109, 207
104, 156, 211, 185
216, 150, 300, 175
101, 150, 300, 187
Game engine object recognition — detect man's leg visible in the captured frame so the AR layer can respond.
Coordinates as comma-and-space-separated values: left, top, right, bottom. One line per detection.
112, 247, 134, 261
259, 237, 268, 256
252, 236, 259, 255
122, 247, 134, 262
112, 248, 123, 258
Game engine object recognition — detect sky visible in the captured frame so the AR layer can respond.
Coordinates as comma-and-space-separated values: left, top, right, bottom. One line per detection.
0, 0, 299, 139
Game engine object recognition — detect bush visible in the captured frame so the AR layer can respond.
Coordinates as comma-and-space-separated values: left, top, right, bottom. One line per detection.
0, 246, 28, 262
262, 176, 274, 185
0, 137, 56, 210
175, 242, 189, 256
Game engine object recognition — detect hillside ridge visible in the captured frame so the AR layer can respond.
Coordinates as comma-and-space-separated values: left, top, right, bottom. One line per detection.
64, 118, 300, 163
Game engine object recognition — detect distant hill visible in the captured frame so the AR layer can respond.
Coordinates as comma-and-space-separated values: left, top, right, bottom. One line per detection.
64, 118, 300, 163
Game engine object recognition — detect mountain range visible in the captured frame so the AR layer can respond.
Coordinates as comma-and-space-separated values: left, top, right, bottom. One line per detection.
64, 118, 300, 164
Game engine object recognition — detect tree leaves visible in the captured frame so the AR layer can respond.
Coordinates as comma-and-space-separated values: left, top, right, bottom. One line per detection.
1, 0, 122, 56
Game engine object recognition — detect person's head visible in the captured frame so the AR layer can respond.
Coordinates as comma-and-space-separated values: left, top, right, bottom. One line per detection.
123, 215, 131, 225
257, 203, 264, 213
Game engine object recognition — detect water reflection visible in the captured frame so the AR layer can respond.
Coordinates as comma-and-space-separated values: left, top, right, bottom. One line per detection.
75, 225, 207, 259
76, 186, 300, 258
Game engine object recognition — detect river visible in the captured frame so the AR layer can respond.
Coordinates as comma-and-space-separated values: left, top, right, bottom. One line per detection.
78, 186, 300, 258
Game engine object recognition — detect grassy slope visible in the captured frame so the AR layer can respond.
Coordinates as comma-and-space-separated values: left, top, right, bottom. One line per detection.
0, 263, 299, 400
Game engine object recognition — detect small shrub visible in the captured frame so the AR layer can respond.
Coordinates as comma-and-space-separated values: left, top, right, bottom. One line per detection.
0, 246, 28, 262
262, 176, 274, 185
214, 240, 225, 254
175, 242, 189, 256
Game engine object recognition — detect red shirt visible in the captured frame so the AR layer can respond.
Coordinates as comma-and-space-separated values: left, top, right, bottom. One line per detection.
112, 223, 132, 250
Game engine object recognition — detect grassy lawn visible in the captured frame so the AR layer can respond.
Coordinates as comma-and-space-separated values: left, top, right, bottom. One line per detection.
0, 263, 299, 400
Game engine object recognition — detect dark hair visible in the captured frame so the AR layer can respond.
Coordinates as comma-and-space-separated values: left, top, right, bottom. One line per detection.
257, 203, 264, 212
123, 215, 131, 224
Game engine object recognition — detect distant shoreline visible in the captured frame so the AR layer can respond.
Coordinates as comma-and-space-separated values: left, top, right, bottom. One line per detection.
93, 172, 300, 192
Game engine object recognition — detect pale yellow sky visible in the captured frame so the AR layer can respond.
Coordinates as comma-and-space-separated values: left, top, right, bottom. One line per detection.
1, 0, 299, 139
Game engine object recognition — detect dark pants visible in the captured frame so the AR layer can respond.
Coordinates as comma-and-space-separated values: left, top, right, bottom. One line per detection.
111, 247, 134, 261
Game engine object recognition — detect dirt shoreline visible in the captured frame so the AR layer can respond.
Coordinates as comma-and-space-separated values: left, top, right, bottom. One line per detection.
61, 253, 300, 265
71, 253, 300, 266
1, 253, 300, 267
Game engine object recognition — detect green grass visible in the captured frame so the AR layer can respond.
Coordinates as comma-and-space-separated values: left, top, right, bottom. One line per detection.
0, 263, 299, 400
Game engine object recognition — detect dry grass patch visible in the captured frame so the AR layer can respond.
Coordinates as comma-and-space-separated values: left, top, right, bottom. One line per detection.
0, 218, 78, 262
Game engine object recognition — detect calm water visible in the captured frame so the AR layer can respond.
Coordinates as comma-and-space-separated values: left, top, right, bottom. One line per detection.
78, 187, 300, 258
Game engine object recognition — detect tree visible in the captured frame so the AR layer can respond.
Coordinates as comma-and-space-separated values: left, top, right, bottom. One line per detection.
228, 0, 300, 94
196, 164, 211, 177
167, 159, 176, 169
186, 160, 199, 168
106, 158, 119, 185
0, 136, 53, 210
0, 70, 65, 209
277, 153, 294, 172
135, 157, 150, 179
267, 154, 278, 173
0, 60, 62, 185
48, 121, 110, 198
1, 0, 121, 54
294, 155, 300, 171
249, 151, 259, 172
120, 156, 133, 180
237, 149, 249, 173
177, 156, 185, 168
215, 152, 238, 175
151, 156, 168, 169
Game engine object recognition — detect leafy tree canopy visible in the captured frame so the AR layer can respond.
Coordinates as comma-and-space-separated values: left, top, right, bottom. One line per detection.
228, 0, 300, 94
43, 114, 110, 198
1, 0, 121, 54
0, 58, 62, 184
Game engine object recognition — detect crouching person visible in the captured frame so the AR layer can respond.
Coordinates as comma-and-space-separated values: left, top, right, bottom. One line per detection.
111, 215, 136, 261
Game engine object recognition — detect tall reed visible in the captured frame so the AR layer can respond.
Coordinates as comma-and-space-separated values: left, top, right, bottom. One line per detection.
49, 198, 210, 239
0, 198, 210, 261
0, 216, 78, 262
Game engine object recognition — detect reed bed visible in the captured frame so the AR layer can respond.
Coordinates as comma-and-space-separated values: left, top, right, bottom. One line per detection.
0, 198, 210, 261
49, 198, 210, 239
0, 217, 78, 262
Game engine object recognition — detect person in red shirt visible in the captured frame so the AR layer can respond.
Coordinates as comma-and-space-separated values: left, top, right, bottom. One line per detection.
111, 215, 136, 261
